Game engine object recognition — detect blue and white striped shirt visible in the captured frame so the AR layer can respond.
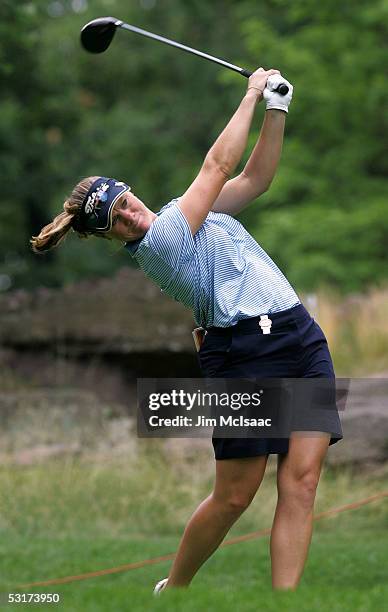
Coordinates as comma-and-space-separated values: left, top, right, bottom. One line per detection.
125, 198, 300, 327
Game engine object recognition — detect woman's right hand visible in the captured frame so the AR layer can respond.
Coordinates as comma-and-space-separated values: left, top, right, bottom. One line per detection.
247, 67, 281, 100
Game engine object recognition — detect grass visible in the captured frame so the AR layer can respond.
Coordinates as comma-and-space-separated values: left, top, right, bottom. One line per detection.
2, 288, 388, 610
0, 447, 387, 611
1, 525, 387, 611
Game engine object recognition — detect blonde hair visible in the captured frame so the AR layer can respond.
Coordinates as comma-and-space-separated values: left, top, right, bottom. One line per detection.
30, 176, 111, 254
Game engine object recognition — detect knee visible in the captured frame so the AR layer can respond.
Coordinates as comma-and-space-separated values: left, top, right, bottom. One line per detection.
278, 470, 320, 510
213, 490, 254, 516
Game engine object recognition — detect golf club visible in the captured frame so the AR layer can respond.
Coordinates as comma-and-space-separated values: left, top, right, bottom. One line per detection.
80, 16, 289, 95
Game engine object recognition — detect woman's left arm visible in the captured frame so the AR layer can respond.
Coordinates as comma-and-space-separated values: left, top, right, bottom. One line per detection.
211, 109, 286, 215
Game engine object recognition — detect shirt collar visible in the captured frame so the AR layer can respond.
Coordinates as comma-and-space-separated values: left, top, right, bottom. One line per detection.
124, 238, 143, 255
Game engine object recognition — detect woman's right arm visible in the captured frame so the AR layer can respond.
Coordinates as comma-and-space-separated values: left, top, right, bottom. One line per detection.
177, 68, 279, 235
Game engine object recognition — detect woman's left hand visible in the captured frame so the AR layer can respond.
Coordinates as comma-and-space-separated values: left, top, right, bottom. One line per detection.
263, 74, 294, 113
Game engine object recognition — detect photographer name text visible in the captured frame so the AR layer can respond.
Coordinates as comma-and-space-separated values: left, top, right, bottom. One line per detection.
148, 415, 272, 428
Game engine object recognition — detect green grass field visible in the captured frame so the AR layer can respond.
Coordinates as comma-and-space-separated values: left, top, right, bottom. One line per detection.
0, 449, 387, 611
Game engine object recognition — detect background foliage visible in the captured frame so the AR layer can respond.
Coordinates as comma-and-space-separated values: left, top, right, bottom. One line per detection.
1, 0, 387, 291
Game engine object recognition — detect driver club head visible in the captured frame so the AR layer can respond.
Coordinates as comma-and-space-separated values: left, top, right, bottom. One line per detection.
80, 16, 121, 53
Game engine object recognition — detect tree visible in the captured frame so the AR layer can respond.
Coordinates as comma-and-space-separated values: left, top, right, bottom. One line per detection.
236, 0, 388, 290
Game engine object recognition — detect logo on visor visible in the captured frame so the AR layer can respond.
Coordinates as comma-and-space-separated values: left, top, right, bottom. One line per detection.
84, 182, 110, 216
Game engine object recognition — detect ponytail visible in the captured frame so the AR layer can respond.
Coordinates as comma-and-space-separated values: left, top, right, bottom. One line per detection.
30, 176, 101, 254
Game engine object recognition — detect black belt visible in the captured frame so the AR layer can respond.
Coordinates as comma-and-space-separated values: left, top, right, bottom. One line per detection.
205, 303, 306, 336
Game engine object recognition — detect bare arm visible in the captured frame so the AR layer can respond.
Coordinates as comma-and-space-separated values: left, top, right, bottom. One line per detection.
177, 68, 279, 235
211, 109, 286, 215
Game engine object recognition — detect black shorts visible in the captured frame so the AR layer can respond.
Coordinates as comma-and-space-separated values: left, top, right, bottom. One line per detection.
197, 304, 343, 460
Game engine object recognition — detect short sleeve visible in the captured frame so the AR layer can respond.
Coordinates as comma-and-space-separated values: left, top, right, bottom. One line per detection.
142, 203, 196, 268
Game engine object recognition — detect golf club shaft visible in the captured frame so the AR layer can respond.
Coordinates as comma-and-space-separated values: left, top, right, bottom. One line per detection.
117, 20, 252, 78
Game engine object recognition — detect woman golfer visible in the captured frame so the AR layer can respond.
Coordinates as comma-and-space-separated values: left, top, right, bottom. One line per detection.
31, 67, 342, 592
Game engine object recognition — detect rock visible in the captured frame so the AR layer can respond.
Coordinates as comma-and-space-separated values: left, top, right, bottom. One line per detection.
0, 268, 195, 353
327, 379, 388, 465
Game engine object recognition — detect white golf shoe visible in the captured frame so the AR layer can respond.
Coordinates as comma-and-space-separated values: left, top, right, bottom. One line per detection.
153, 578, 168, 596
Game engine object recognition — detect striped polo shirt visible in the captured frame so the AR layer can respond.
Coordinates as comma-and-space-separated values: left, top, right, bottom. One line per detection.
125, 198, 300, 328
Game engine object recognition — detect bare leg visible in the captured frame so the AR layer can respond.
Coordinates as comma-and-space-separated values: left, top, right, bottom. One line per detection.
270, 433, 330, 590
167, 454, 268, 587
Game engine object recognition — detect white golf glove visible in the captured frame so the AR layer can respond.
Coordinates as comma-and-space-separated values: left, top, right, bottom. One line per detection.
264, 74, 293, 113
